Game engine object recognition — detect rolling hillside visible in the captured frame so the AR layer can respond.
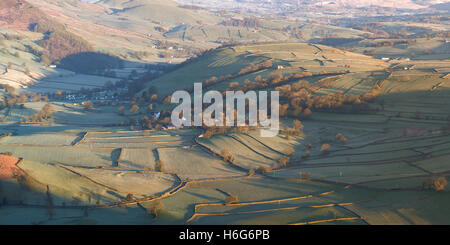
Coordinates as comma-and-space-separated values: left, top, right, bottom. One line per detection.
139, 42, 388, 98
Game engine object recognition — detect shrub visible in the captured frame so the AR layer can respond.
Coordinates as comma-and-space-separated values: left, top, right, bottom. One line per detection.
125, 193, 134, 201
147, 200, 165, 218
228, 81, 239, 88
118, 106, 125, 115
278, 156, 290, 168
248, 169, 255, 176
220, 149, 235, 163
301, 172, 309, 180
336, 133, 348, 143
320, 144, 331, 153
83, 101, 94, 110
225, 195, 239, 205
285, 146, 295, 156
423, 176, 448, 191
129, 104, 139, 114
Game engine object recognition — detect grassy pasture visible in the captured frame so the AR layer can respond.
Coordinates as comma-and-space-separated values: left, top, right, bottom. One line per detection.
269, 162, 424, 185
83, 134, 188, 144
245, 129, 301, 154
0, 133, 77, 146
149, 176, 337, 224
327, 134, 450, 155
141, 42, 387, 97
6, 107, 38, 122
362, 176, 428, 190
301, 149, 420, 165
80, 132, 193, 149
28, 74, 119, 93
198, 134, 277, 170
148, 187, 227, 225
414, 154, 450, 174
53, 110, 126, 126
309, 112, 387, 124
0, 145, 117, 168
347, 190, 450, 225
315, 71, 386, 96
193, 177, 334, 203
119, 148, 156, 170
157, 146, 244, 180
18, 160, 124, 205
63, 166, 178, 197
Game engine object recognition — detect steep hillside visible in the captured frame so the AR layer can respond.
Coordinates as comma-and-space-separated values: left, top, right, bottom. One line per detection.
0, 0, 94, 63
0, 0, 46, 30
139, 42, 388, 98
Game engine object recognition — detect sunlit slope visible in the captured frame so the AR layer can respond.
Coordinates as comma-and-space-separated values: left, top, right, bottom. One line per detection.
100, 0, 221, 26
142, 42, 388, 97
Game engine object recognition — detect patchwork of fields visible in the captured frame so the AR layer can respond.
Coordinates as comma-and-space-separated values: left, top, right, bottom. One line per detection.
0, 40, 449, 225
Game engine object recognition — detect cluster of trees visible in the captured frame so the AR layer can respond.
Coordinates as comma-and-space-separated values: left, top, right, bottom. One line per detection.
372, 39, 416, 47
320, 143, 331, 154
135, 112, 171, 131
175, 60, 275, 95
280, 120, 304, 139
22, 103, 53, 123
228, 70, 346, 96
203, 125, 251, 139
221, 17, 261, 28
147, 200, 165, 218
225, 195, 239, 205
220, 149, 235, 164
275, 79, 383, 118
336, 133, 348, 143
0, 92, 48, 109
26, 15, 124, 74
253, 146, 297, 173
30, 19, 93, 63
423, 176, 448, 192
238, 60, 273, 76
355, 24, 408, 39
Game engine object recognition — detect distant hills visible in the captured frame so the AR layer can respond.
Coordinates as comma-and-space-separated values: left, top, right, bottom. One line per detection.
99, 0, 221, 26
174, 0, 450, 14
